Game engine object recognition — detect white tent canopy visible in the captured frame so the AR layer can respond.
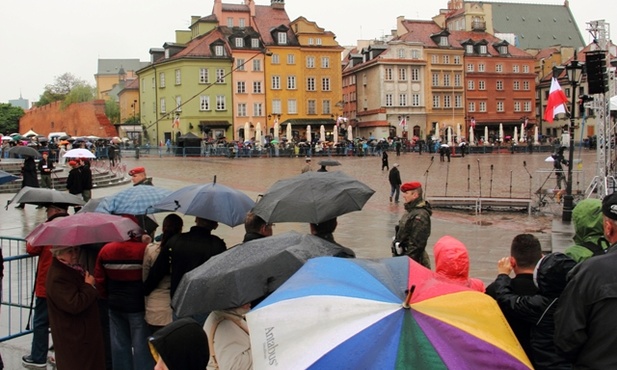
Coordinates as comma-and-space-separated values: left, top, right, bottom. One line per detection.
610, 95, 617, 111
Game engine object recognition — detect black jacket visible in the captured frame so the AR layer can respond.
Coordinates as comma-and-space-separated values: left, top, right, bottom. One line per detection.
66, 168, 84, 195
21, 157, 39, 188
491, 253, 575, 370
388, 167, 401, 186
555, 245, 617, 369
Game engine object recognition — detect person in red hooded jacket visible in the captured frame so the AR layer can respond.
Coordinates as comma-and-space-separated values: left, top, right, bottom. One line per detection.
433, 235, 485, 292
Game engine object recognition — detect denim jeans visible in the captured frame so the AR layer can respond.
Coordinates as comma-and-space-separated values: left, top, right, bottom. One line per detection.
390, 183, 400, 202
109, 310, 153, 370
30, 297, 50, 363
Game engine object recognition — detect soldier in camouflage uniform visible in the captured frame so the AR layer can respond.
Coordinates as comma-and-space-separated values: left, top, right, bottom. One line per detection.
394, 181, 432, 268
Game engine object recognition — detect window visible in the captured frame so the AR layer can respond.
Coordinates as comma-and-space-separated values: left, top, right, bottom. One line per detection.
253, 59, 261, 71
465, 44, 473, 54
253, 103, 263, 116
398, 68, 407, 81
412, 50, 421, 59
399, 94, 407, 106
432, 73, 439, 86
432, 95, 440, 108
199, 96, 210, 111
524, 101, 532, 112
159, 72, 166, 88
398, 49, 405, 58
479, 101, 487, 112
443, 55, 450, 64
160, 98, 166, 113
385, 94, 393, 107
227, 18, 233, 27
307, 100, 316, 115
385, 68, 393, 80
478, 63, 485, 72
287, 75, 296, 89
253, 81, 262, 93
411, 68, 420, 81
277, 32, 287, 44
431, 55, 439, 64
499, 45, 508, 54
237, 81, 246, 93
271, 54, 280, 64
412, 94, 420, 106
479, 45, 487, 54
513, 81, 520, 90
239, 18, 245, 28
175, 69, 181, 85
455, 95, 462, 108
216, 68, 225, 83
216, 95, 226, 110
235, 38, 244, 48
271, 76, 281, 90
467, 63, 474, 72
514, 101, 521, 112
214, 45, 224, 56
288, 99, 297, 114
236, 59, 245, 71
251, 38, 260, 48
439, 36, 448, 46
496, 80, 503, 90
443, 74, 450, 86
307, 77, 315, 91
272, 99, 282, 114
478, 80, 485, 90
444, 95, 451, 108
199, 68, 209, 83
175, 96, 182, 112
513, 65, 520, 73
467, 80, 475, 90
454, 73, 461, 87
468, 101, 475, 112
321, 57, 330, 68
306, 56, 315, 68
454, 56, 461, 64
495, 64, 503, 73
523, 65, 530, 73
287, 54, 295, 64
321, 77, 330, 91
523, 81, 530, 90
322, 100, 331, 114
496, 101, 504, 112
308, 38, 314, 45
316, 38, 322, 45
237, 103, 247, 117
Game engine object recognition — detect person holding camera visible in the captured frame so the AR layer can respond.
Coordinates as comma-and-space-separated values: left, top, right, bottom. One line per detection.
392, 182, 432, 268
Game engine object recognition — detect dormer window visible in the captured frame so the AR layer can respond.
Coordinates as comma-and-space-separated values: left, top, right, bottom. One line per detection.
439, 36, 449, 46
251, 38, 260, 48
165, 49, 170, 59
479, 45, 488, 54
214, 45, 225, 56
235, 38, 244, 48
499, 45, 508, 54
277, 32, 287, 45
465, 44, 473, 54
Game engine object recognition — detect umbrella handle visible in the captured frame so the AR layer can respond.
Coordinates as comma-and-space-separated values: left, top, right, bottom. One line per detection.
402, 285, 416, 309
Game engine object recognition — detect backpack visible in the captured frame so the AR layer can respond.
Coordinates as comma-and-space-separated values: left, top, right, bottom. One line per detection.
582, 237, 609, 257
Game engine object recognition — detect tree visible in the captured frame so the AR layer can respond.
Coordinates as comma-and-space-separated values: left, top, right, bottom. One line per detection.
0, 103, 25, 135
105, 99, 120, 124
34, 73, 91, 107
61, 84, 96, 109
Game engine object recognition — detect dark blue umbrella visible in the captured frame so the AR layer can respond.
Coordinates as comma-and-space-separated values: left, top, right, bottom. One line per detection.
0, 170, 19, 185
154, 178, 254, 227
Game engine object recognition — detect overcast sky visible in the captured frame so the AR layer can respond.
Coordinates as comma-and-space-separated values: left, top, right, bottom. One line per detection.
0, 0, 611, 105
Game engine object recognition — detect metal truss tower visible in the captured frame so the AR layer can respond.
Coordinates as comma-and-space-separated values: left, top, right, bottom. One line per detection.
584, 20, 617, 198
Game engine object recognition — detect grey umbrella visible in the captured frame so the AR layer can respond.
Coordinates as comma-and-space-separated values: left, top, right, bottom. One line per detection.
7, 146, 41, 157
7, 186, 85, 208
252, 171, 375, 224
318, 159, 341, 167
171, 230, 355, 317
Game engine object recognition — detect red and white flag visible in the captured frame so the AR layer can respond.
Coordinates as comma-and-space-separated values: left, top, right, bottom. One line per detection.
470, 118, 476, 128
544, 78, 569, 123
172, 116, 180, 129
399, 117, 407, 127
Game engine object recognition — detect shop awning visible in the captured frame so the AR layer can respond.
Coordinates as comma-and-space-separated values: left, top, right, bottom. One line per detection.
199, 121, 231, 129
280, 118, 336, 126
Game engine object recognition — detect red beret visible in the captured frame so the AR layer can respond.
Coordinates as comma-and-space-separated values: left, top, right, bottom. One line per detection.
129, 167, 145, 176
68, 160, 78, 166
401, 181, 422, 192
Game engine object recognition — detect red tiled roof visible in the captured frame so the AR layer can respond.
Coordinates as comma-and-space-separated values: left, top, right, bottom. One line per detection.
170, 29, 231, 59
222, 3, 249, 12
535, 47, 559, 60
253, 5, 296, 45
124, 79, 139, 90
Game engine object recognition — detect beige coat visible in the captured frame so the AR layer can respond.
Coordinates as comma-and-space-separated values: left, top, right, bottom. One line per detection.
204, 309, 252, 370
142, 242, 173, 326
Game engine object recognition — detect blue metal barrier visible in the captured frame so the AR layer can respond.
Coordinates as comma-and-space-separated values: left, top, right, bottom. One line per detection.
1, 236, 36, 342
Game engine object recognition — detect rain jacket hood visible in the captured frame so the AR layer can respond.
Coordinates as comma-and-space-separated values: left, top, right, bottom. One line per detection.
149, 318, 209, 370
534, 252, 576, 298
433, 236, 484, 292
572, 199, 604, 245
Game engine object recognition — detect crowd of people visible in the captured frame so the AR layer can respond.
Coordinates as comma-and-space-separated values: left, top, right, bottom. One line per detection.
8, 158, 617, 370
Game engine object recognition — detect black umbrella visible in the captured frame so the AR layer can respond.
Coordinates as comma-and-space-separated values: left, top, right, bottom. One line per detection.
171, 231, 355, 316
7, 146, 41, 157
318, 159, 341, 167
7, 186, 85, 208
252, 171, 375, 224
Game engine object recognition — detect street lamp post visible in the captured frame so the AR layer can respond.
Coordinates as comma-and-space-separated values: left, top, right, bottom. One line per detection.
562, 56, 584, 222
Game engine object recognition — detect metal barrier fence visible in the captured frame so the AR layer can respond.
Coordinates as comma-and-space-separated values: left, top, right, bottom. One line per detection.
0, 236, 36, 342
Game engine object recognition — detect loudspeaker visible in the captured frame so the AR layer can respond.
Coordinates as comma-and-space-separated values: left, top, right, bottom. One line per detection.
586, 51, 608, 94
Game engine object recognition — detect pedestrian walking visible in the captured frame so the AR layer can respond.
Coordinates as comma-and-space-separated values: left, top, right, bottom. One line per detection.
381, 151, 389, 171
15, 156, 39, 209
392, 182, 432, 268
388, 163, 401, 203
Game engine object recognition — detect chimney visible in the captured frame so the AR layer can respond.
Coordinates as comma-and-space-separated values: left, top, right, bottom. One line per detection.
271, 0, 285, 9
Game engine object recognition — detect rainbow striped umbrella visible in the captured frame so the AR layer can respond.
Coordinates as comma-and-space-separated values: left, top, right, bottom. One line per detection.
247, 257, 532, 370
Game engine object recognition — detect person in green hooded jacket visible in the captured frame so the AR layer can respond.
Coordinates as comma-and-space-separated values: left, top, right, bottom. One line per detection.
564, 198, 610, 263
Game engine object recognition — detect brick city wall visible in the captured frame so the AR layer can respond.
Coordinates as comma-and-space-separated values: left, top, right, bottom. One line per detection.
19, 100, 118, 138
